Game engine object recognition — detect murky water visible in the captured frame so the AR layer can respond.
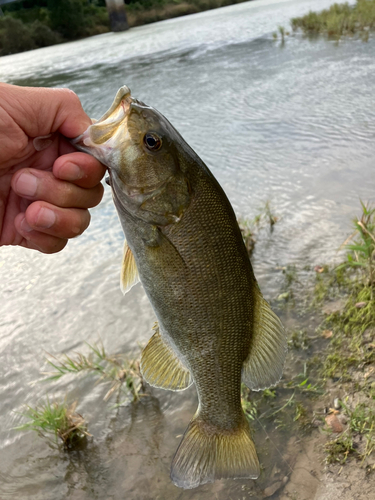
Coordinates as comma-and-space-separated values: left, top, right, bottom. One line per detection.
1, 0, 375, 498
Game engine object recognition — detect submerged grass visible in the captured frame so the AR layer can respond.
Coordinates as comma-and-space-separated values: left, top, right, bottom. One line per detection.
44, 342, 145, 404
238, 200, 279, 257
291, 0, 375, 39
15, 399, 89, 448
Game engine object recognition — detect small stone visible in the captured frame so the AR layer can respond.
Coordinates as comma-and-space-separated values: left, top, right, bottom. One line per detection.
333, 398, 340, 410
282, 476, 289, 484
322, 329, 333, 339
325, 413, 344, 433
355, 302, 367, 309
314, 265, 324, 273
264, 481, 283, 497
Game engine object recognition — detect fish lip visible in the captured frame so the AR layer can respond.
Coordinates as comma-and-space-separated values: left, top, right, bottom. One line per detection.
70, 85, 133, 155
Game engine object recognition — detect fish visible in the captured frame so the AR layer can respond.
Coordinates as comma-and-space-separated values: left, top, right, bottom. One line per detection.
72, 86, 287, 489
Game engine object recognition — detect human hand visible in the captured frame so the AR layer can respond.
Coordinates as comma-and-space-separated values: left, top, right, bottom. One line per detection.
0, 83, 106, 253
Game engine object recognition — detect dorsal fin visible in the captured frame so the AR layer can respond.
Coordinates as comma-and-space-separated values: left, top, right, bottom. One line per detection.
140, 324, 193, 392
242, 285, 287, 391
120, 241, 140, 295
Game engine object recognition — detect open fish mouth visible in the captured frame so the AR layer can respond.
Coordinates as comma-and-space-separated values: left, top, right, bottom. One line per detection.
71, 85, 133, 164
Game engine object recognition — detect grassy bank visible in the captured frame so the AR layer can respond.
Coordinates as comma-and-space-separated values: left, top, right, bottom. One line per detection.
291, 0, 375, 38
0, 0, 249, 56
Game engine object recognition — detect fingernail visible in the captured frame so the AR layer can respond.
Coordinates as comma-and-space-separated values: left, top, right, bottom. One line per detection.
16, 173, 38, 197
36, 207, 56, 228
20, 217, 33, 233
64, 163, 83, 181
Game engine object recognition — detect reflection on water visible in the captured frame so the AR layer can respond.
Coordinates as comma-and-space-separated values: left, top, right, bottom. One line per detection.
1, 0, 374, 498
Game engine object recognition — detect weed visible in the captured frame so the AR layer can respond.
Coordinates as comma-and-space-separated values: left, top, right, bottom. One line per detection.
44, 342, 145, 403
238, 200, 279, 256
337, 201, 375, 299
325, 400, 375, 464
15, 398, 89, 448
288, 329, 310, 350
325, 433, 355, 464
278, 25, 285, 42
291, 0, 375, 39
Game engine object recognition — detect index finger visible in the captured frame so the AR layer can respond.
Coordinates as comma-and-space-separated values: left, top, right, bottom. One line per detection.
53, 152, 106, 189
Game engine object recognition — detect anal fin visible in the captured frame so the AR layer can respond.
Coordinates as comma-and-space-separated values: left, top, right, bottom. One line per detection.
242, 286, 287, 391
140, 324, 193, 392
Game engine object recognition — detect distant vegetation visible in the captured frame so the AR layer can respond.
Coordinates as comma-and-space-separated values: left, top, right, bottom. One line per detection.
0, 0, 249, 56
291, 0, 375, 39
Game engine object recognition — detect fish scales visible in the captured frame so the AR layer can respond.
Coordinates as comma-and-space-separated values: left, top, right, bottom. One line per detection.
72, 86, 287, 489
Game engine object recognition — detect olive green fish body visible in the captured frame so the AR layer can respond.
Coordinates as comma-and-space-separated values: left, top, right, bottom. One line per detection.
72, 86, 287, 489
120, 159, 254, 421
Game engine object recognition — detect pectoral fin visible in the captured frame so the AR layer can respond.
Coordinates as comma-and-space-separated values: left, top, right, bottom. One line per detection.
120, 241, 140, 295
140, 324, 193, 391
242, 286, 287, 391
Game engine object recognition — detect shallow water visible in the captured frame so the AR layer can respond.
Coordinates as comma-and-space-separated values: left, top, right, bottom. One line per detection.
1, 0, 375, 498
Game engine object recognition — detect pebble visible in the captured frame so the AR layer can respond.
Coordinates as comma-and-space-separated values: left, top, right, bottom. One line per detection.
264, 481, 283, 498
325, 413, 344, 433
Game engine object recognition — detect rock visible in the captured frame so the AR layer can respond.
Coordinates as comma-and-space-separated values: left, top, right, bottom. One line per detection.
314, 265, 325, 273
325, 413, 344, 433
264, 480, 283, 497
322, 329, 333, 339
355, 301, 367, 309
333, 398, 340, 410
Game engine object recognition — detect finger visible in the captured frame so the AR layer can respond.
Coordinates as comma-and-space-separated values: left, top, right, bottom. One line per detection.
11, 168, 104, 209
14, 213, 68, 254
53, 152, 106, 189
0, 84, 91, 139
19, 201, 91, 239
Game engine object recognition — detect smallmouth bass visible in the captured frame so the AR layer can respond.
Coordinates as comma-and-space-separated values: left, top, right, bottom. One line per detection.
72, 87, 287, 489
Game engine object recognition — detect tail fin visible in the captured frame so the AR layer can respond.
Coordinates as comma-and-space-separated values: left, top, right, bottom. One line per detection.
170, 414, 260, 489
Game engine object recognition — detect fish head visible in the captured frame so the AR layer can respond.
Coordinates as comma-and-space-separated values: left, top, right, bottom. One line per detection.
72, 86, 190, 223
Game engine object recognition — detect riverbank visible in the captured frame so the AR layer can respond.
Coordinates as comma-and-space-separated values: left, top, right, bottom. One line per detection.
0, 0, 250, 56
291, 0, 375, 38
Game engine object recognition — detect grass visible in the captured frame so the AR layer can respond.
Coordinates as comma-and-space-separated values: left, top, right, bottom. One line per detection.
15, 399, 89, 448
325, 400, 375, 464
308, 202, 375, 381
44, 342, 145, 404
238, 200, 279, 257
291, 0, 375, 39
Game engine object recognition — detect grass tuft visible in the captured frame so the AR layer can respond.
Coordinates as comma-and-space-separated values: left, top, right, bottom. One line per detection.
44, 342, 145, 404
291, 0, 375, 39
15, 398, 90, 448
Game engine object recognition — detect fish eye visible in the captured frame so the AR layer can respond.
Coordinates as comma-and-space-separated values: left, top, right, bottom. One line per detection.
143, 132, 162, 151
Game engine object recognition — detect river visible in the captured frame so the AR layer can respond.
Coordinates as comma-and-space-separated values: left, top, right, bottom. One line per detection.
0, 0, 374, 498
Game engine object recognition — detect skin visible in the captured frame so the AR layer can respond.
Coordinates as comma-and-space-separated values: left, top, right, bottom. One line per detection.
0, 83, 106, 254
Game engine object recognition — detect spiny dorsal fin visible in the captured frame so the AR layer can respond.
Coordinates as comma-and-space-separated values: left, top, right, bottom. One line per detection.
140, 324, 193, 392
171, 413, 259, 489
242, 285, 287, 391
120, 241, 140, 295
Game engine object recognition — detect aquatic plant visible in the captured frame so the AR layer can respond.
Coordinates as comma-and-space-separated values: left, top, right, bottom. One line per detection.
15, 399, 89, 448
291, 0, 375, 39
238, 200, 279, 256
44, 342, 145, 403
